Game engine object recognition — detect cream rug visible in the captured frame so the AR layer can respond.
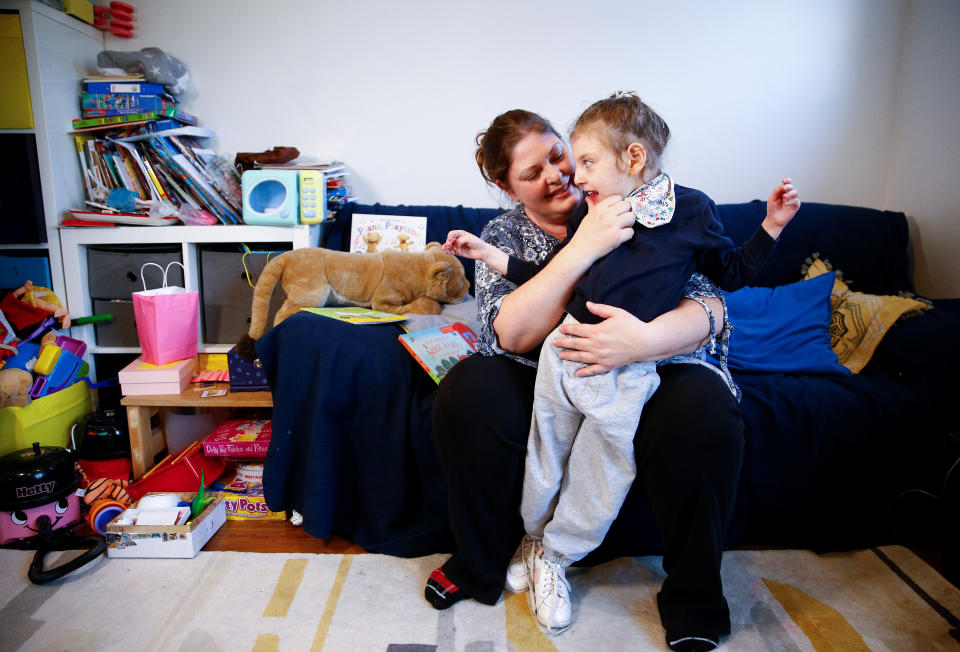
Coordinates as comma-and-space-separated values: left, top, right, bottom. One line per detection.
1, 545, 958, 651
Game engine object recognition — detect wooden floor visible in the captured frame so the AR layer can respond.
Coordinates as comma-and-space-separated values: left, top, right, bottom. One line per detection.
204, 518, 365, 554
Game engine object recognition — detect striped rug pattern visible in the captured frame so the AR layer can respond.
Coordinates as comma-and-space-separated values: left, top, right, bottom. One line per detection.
1, 545, 958, 650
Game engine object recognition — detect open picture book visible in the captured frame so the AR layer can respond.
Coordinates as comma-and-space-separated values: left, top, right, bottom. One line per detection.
398, 322, 478, 384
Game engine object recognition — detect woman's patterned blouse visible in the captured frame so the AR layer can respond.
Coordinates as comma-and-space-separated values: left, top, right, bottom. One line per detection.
473, 204, 738, 396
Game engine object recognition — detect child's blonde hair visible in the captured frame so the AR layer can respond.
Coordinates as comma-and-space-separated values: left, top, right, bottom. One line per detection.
570, 92, 670, 178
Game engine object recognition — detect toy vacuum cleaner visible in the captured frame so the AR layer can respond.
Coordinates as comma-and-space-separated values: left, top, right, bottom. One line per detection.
0, 443, 106, 584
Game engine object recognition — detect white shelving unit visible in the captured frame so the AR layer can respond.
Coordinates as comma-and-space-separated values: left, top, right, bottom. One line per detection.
0, 0, 103, 300
60, 224, 321, 372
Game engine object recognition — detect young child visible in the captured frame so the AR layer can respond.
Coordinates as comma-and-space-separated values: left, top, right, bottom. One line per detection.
444, 93, 800, 634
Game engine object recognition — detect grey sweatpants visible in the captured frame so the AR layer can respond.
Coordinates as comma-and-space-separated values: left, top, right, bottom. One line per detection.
520, 315, 661, 566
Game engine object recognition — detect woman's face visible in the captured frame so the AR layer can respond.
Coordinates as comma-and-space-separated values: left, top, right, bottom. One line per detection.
500, 131, 581, 224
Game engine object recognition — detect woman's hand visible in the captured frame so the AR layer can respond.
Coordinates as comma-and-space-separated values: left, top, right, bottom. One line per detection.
552, 297, 721, 376
565, 195, 634, 260
552, 302, 651, 376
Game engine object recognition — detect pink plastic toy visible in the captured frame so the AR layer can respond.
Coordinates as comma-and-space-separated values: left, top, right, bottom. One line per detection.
0, 444, 106, 583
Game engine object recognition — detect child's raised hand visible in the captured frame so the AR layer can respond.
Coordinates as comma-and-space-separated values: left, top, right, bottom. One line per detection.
442, 229, 486, 259
442, 229, 509, 275
762, 177, 801, 239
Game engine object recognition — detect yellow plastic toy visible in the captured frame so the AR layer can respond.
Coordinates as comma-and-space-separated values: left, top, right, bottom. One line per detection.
33, 344, 62, 376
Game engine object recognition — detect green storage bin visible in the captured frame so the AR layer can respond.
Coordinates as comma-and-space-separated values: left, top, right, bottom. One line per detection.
0, 381, 92, 456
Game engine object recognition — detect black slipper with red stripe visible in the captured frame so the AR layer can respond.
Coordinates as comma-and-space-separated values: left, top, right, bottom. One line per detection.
424, 567, 468, 610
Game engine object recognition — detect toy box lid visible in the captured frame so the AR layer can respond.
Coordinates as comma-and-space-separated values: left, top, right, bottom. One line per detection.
126, 441, 226, 502
118, 356, 197, 385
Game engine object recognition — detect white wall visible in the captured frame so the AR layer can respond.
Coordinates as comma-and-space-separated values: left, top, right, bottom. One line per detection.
102, 0, 958, 295
884, 1, 960, 297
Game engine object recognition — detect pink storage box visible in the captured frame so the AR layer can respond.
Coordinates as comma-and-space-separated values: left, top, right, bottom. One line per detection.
119, 356, 196, 396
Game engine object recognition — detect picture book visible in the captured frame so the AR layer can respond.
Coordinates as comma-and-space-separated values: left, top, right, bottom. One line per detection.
80, 93, 175, 113
202, 418, 272, 458
71, 107, 198, 130
398, 322, 478, 384
71, 111, 156, 129
349, 214, 427, 254
301, 306, 407, 324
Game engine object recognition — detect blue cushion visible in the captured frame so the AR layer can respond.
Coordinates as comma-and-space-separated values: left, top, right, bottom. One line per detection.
722, 272, 851, 375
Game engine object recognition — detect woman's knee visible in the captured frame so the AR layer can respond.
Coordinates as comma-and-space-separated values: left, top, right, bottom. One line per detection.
639, 365, 744, 469
432, 355, 535, 455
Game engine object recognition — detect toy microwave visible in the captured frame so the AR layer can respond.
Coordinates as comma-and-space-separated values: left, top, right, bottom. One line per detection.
241, 169, 326, 225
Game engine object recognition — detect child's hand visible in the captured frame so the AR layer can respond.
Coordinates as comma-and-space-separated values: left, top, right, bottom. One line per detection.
442, 230, 486, 259
443, 229, 509, 274
762, 177, 801, 239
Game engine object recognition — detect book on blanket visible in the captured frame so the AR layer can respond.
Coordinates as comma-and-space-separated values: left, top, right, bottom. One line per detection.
398, 322, 478, 384
301, 306, 407, 324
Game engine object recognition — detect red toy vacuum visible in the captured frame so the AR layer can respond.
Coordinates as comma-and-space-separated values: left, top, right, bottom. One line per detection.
0, 443, 106, 584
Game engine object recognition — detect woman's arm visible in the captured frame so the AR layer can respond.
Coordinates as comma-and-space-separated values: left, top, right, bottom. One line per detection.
495, 196, 634, 352
551, 296, 723, 376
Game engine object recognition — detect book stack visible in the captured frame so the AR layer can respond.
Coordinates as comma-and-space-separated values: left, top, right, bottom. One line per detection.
69, 74, 243, 225
204, 416, 283, 520
72, 75, 197, 130
325, 168, 356, 220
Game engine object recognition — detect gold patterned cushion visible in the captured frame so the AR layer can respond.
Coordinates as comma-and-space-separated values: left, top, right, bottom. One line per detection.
803, 258, 927, 373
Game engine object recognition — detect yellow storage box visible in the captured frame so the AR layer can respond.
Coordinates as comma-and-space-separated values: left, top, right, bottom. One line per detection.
63, 0, 94, 25
0, 381, 92, 456
0, 13, 34, 129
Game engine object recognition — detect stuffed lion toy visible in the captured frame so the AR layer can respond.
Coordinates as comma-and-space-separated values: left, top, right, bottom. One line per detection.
237, 242, 469, 359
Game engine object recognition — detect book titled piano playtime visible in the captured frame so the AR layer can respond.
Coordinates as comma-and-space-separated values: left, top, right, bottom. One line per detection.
349, 214, 427, 254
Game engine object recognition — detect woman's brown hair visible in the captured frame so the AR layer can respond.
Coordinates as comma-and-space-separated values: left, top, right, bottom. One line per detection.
475, 109, 561, 189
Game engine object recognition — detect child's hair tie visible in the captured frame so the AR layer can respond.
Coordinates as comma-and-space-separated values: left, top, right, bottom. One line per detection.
614, 90, 637, 99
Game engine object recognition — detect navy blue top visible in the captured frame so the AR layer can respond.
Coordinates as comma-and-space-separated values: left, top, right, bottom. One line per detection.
506, 185, 776, 324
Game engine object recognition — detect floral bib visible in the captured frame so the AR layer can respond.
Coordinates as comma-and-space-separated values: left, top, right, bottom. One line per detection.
627, 172, 675, 228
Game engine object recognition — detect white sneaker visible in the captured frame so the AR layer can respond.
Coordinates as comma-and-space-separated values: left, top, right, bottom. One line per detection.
505, 535, 536, 593
527, 546, 572, 633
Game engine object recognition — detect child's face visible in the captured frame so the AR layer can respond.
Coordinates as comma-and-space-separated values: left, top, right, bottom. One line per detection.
571, 130, 640, 205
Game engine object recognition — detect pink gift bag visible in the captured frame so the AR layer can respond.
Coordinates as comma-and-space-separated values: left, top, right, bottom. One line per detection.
132, 262, 198, 365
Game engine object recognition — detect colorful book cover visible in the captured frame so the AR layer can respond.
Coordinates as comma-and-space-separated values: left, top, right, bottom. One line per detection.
349, 214, 428, 254
83, 80, 165, 95
156, 107, 198, 126
71, 111, 156, 129
71, 107, 198, 130
301, 306, 408, 324
202, 418, 272, 458
80, 93, 172, 111
398, 322, 478, 384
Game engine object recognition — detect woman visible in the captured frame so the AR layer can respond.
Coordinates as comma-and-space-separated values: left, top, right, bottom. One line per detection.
427, 110, 743, 652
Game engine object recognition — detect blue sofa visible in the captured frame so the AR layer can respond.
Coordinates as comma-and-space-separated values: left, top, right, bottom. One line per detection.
258, 200, 960, 570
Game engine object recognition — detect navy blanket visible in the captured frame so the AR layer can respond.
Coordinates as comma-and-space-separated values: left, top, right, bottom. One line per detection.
259, 312, 453, 555
258, 201, 959, 557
